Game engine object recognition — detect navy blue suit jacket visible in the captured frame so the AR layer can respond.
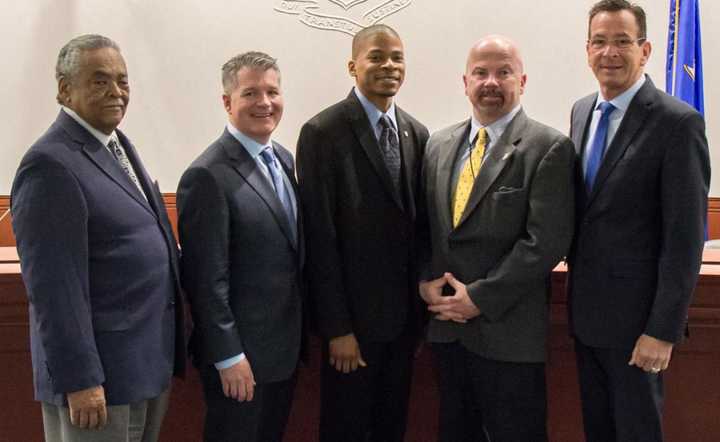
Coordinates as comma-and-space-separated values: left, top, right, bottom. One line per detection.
177, 129, 304, 384
11, 111, 185, 406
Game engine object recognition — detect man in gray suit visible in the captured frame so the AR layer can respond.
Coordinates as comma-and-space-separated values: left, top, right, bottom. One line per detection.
177, 51, 303, 442
419, 35, 575, 442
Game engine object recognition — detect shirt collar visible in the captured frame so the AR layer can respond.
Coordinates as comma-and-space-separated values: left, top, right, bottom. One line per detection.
226, 122, 271, 159
597, 75, 646, 113
353, 87, 398, 131
468, 104, 522, 145
62, 106, 116, 147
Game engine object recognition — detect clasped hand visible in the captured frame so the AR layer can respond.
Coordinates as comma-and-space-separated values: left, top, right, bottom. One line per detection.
419, 272, 480, 323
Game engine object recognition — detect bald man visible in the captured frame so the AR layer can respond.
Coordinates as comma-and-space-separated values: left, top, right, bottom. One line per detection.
297, 24, 428, 442
419, 36, 575, 441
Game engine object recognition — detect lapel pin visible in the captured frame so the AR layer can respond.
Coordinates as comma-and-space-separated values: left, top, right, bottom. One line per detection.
502, 152, 511, 161
403, 130, 409, 137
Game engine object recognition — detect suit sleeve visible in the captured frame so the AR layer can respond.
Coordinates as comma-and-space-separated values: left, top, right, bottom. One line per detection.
11, 153, 105, 394
467, 137, 576, 321
177, 166, 244, 363
647, 111, 710, 342
296, 122, 353, 340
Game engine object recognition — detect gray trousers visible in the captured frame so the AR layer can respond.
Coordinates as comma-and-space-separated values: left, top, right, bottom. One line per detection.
41, 388, 170, 442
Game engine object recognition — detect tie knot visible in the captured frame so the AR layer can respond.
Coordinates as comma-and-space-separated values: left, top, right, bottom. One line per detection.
379, 115, 394, 130
597, 101, 615, 115
475, 128, 488, 148
259, 147, 275, 166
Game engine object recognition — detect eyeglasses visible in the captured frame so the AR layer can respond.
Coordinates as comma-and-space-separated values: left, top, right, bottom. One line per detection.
588, 37, 646, 50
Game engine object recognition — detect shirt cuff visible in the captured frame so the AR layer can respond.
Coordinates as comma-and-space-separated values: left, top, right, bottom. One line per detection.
214, 353, 245, 370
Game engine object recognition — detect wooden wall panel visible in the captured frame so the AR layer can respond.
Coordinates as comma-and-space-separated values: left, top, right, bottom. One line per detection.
3, 196, 720, 246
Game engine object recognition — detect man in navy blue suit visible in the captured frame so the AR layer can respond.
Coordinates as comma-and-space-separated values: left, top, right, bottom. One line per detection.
11, 34, 185, 442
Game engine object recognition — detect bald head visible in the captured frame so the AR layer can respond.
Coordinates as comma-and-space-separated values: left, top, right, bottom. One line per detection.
466, 35, 524, 74
352, 24, 401, 59
463, 34, 527, 124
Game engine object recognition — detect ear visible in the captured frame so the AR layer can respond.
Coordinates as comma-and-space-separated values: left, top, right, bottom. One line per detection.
348, 60, 356, 78
519, 73, 527, 94
222, 94, 231, 114
462, 74, 469, 96
640, 40, 652, 66
57, 77, 71, 105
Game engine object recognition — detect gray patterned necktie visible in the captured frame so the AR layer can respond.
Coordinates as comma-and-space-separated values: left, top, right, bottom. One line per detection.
108, 138, 140, 188
378, 115, 401, 190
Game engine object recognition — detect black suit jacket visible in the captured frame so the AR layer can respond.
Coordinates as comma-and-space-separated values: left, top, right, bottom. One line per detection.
296, 91, 429, 342
422, 110, 575, 363
177, 129, 304, 383
568, 76, 710, 349
11, 111, 185, 406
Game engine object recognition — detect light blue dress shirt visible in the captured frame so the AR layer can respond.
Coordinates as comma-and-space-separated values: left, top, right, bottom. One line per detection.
354, 87, 398, 142
582, 75, 646, 176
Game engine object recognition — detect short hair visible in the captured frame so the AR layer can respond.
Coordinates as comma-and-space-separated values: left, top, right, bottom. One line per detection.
351, 24, 401, 59
221, 51, 280, 95
56, 34, 120, 83
588, 0, 647, 39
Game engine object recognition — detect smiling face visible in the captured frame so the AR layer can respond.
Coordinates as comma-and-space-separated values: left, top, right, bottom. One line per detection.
463, 37, 526, 125
223, 67, 283, 144
587, 9, 651, 100
58, 47, 129, 135
348, 31, 405, 111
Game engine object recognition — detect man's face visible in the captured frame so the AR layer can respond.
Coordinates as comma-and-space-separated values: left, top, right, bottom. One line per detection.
349, 32, 405, 106
58, 47, 129, 135
463, 40, 526, 124
587, 10, 651, 100
223, 67, 283, 144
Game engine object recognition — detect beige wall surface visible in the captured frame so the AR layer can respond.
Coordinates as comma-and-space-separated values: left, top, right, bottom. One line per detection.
1, 0, 716, 193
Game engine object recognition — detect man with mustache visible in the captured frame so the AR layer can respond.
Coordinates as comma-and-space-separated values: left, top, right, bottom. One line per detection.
568, 1, 710, 441
296, 24, 428, 442
419, 35, 574, 441
11, 34, 185, 441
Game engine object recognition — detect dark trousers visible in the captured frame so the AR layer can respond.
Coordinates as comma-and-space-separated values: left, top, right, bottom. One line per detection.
200, 365, 296, 442
433, 342, 548, 442
575, 339, 664, 442
319, 333, 415, 442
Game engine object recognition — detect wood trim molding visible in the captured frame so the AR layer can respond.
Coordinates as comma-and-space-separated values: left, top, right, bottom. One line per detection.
3, 195, 720, 246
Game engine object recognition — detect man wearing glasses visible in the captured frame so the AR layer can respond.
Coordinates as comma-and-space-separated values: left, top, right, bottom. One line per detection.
567, 1, 710, 441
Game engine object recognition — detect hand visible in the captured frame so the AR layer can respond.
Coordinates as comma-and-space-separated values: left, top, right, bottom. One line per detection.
328, 333, 367, 373
419, 276, 447, 305
628, 334, 674, 373
219, 358, 256, 401
427, 273, 480, 323
67, 385, 107, 430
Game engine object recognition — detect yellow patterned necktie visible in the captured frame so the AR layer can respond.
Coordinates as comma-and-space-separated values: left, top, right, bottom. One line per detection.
452, 128, 486, 227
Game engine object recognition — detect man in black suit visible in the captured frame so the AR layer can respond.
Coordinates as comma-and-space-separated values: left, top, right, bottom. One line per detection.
296, 24, 428, 442
568, 1, 710, 441
419, 35, 575, 442
11, 34, 185, 441
177, 51, 303, 442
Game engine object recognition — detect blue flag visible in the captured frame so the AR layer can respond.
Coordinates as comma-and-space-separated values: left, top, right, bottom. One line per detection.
666, 0, 704, 115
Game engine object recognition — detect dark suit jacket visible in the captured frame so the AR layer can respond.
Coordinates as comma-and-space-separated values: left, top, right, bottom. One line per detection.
177, 129, 303, 384
11, 110, 185, 406
422, 110, 575, 363
568, 76, 710, 348
296, 91, 429, 343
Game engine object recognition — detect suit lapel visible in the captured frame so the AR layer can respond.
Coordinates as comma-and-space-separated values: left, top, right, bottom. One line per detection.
221, 131, 297, 250
436, 121, 469, 233
344, 93, 405, 210
274, 142, 301, 252
455, 111, 524, 228
571, 95, 596, 211
586, 78, 656, 208
396, 109, 416, 218
58, 111, 155, 217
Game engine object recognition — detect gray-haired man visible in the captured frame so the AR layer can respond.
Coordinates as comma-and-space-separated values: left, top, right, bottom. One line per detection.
177, 51, 303, 442
11, 34, 185, 442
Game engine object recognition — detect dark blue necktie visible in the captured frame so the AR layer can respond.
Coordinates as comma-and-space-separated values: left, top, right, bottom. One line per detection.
378, 115, 401, 190
585, 101, 616, 192
260, 147, 297, 241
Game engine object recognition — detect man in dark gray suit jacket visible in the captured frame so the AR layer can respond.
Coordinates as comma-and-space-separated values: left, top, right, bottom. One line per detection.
11, 34, 185, 442
419, 35, 574, 442
568, 2, 710, 441
177, 51, 303, 442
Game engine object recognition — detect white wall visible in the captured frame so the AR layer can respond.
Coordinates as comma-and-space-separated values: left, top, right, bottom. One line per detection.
1, 0, 716, 193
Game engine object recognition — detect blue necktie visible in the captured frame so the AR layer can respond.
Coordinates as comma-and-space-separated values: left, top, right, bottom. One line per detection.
260, 147, 297, 241
584, 101, 615, 192
378, 115, 401, 190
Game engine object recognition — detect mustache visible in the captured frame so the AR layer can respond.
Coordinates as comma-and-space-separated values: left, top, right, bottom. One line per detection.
478, 89, 503, 98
